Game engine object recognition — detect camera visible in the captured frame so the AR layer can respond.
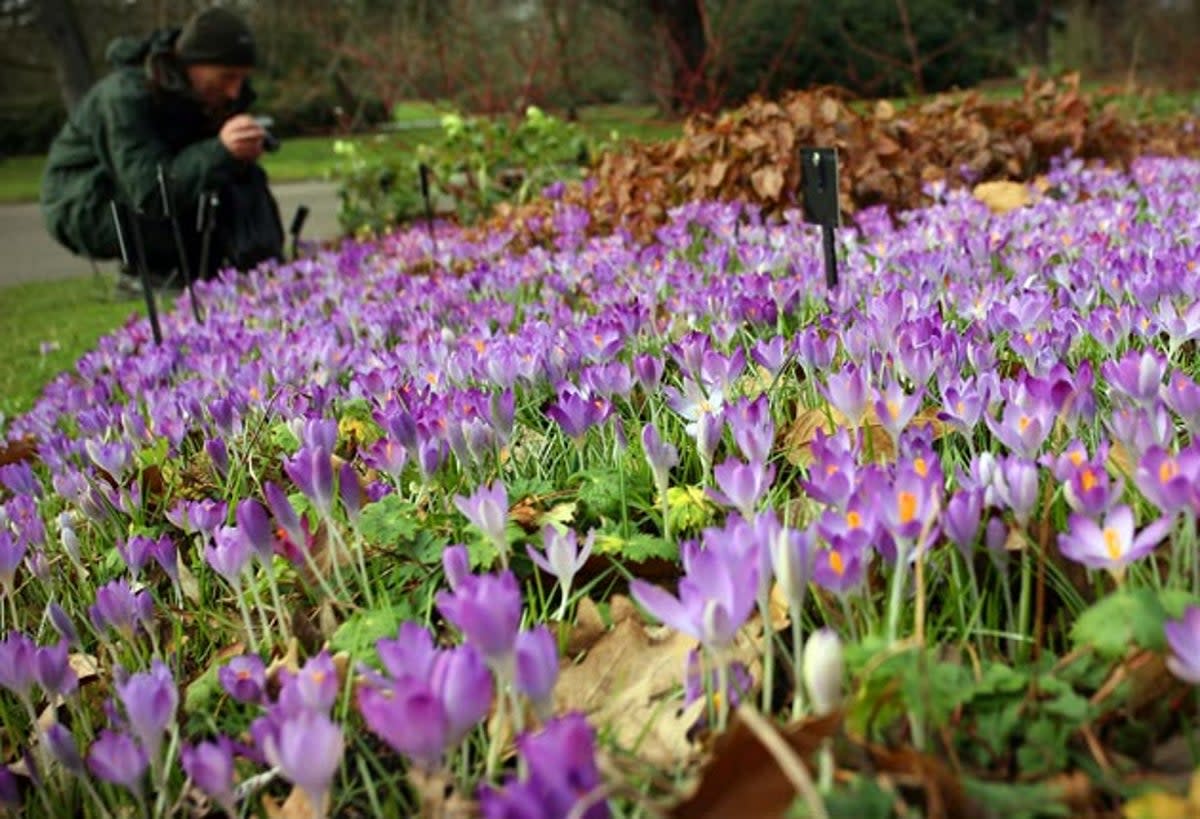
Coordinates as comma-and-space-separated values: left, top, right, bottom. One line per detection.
253, 115, 281, 153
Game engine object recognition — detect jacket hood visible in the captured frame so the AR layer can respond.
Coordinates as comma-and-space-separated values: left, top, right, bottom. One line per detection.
105, 28, 179, 68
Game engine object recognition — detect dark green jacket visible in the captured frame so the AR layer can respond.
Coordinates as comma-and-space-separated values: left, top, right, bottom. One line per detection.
40, 28, 251, 268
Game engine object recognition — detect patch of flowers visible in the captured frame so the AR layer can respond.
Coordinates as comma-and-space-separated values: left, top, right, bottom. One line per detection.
2, 155, 1200, 814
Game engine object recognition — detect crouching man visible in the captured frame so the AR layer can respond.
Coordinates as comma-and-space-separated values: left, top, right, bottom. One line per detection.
40, 7, 283, 294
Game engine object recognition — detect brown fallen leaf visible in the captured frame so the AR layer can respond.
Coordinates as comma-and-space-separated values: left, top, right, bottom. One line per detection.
0, 435, 38, 468
780, 403, 944, 467
554, 599, 702, 769
670, 710, 841, 818
263, 786, 324, 819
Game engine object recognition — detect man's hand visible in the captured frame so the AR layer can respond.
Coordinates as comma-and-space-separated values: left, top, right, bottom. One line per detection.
218, 114, 265, 162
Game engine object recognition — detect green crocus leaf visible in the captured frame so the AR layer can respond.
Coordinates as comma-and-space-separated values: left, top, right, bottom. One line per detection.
1070, 588, 1200, 660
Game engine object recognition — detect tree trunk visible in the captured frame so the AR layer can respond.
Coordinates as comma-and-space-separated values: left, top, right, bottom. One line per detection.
647, 0, 709, 113
36, 0, 94, 111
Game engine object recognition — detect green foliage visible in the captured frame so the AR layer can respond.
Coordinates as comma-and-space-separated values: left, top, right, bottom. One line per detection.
330, 602, 417, 665
665, 484, 718, 538
356, 493, 421, 548
723, 0, 1014, 102
333, 106, 605, 237
1071, 588, 1200, 660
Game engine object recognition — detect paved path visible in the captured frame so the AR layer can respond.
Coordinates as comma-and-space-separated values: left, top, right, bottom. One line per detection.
0, 180, 341, 289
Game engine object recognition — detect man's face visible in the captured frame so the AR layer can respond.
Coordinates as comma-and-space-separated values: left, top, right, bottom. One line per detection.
185, 64, 252, 117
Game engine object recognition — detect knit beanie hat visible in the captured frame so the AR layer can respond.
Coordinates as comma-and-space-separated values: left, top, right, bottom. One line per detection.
176, 8, 256, 67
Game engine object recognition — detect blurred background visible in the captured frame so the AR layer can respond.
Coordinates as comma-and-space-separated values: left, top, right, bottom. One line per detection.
4, 0, 1200, 156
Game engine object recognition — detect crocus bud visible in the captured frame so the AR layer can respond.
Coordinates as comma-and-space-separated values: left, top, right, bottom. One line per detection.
802, 628, 844, 716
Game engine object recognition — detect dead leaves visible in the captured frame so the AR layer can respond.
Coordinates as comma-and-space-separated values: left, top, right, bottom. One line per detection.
670, 709, 839, 818
554, 595, 701, 769
780, 403, 946, 467
468, 73, 1200, 248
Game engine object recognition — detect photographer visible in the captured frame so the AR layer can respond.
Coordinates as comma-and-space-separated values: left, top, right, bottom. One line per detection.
40, 7, 283, 295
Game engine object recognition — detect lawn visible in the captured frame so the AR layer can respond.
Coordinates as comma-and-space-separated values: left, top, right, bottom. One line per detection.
0, 276, 145, 426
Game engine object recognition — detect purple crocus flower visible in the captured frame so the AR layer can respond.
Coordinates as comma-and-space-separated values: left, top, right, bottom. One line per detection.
0, 762, 16, 811
1162, 372, 1200, 433
546, 386, 610, 440
986, 398, 1054, 459
84, 438, 133, 479
992, 456, 1040, 528
823, 364, 869, 424
769, 524, 812, 609
443, 544, 472, 591
527, 526, 594, 619
363, 437, 409, 482
338, 461, 363, 524
179, 498, 228, 535
205, 438, 229, 478
359, 638, 493, 770
878, 469, 938, 546
873, 380, 924, 445
752, 335, 788, 376
515, 713, 608, 819
235, 498, 275, 562
278, 651, 340, 715
939, 381, 986, 436
630, 538, 758, 650
0, 530, 26, 592
1057, 505, 1171, 577
262, 709, 343, 812
43, 722, 84, 777
726, 395, 775, 464
35, 639, 78, 698
283, 446, 335, 518
633, 354, 664, 394
709, 458, 776, 520
204, 525, 253, 588
115, 660, 178, 760
264, 481, 305, 549
47, 602, 79, 647
453, 482, 509, 558
436, 570, 523, 663
359, 676, 449, 770
87, 730, 148, 794
89, 579, 154, 638
181, 737, 237, 814
1135, 446, 1199, 516
1165, 605, 1200, 684
1102, 348, 1166, 407
0, 631, 37, 700
115, 535, 156, 578
641, 423, 679, 488
377, 621, 438, 681
219, 655, 267, 704
514, 626, 559, 715
944, 488, 982, 557
810, 535, 868, 595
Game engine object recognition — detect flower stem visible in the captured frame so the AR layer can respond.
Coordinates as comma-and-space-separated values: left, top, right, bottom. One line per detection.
885, 540, 911, 647
234, 582, 259, 654
790, 613, 806, 721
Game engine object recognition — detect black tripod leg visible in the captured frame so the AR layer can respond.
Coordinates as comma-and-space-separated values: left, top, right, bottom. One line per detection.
112, 202, 163, 345
157, 165, 203, 325
197, 192, 218, 285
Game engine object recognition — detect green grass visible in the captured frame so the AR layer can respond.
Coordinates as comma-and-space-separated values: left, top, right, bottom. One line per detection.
260, 134, 346, 182
0, 276, 146, 425
0, 154, 47, 204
